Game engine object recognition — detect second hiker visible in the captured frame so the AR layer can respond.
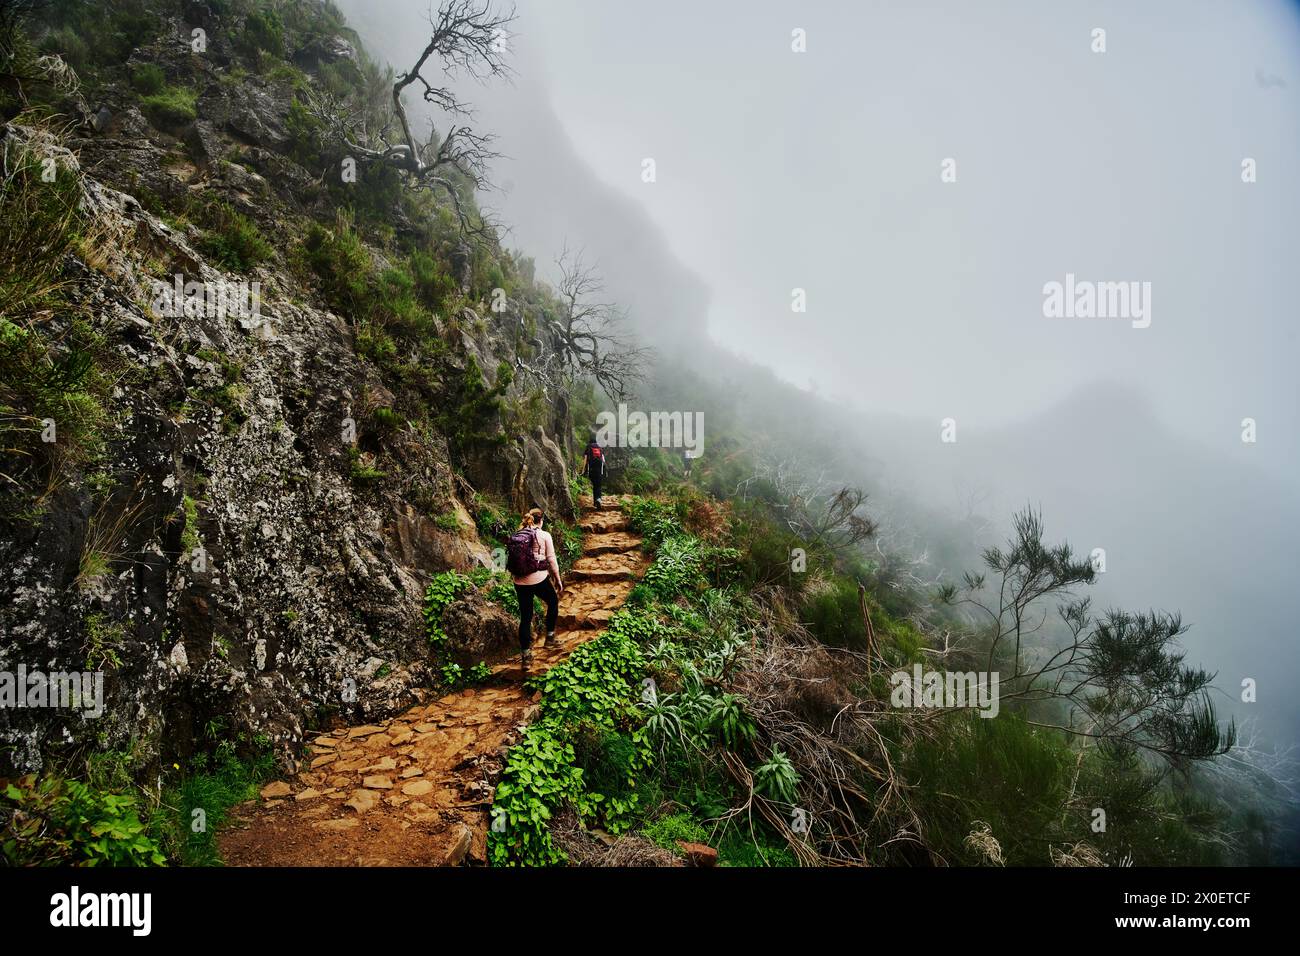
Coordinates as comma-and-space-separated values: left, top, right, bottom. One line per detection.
582, 430, 607, 509
506, 507, 563, 671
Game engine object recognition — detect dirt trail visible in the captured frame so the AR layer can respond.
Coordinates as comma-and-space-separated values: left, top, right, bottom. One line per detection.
218, 496, 646, 867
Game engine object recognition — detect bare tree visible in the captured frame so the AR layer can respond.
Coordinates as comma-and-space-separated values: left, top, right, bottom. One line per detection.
741, 451, 878, 558
304, 0, 515, 239
940, 507, 1235, 768
513, 245, 650, 401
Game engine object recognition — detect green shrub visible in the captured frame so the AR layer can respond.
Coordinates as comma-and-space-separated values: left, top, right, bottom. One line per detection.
408, 248, 458, 315
472, 494, 511, 542
707, 692, 757, 751
550, 518, 584, 572
285, 97, 324, 167
801, 576, 867, 649
489, 617, 655, 866
141, 85, 197, 128
900, 712, 1075, 866
240, 8, 284, 57
303, 216, 372, 316
626, 496, 683, 545
194, 199, 273, 272
485, 573, 521, 615
434, 356, 510, 457
128, 62, 165, 95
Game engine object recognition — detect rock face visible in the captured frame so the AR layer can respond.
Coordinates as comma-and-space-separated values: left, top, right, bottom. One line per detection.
0, 3, 579, 779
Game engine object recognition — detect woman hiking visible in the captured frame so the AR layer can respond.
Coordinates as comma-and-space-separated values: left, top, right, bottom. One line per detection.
505, 507, 563, 672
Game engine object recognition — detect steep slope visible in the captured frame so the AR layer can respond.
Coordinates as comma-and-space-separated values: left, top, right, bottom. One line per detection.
0, 0, 577, 786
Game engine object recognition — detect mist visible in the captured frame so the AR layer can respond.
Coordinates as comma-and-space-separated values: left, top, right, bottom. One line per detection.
335, 0, 1300, 746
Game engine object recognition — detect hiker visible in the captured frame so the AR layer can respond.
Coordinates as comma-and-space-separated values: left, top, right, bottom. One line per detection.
582, 431, 607, 508
506, 507, 563, 671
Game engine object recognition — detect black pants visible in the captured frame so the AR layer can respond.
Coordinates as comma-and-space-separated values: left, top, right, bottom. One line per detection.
515, 578, 559, 650
591, 472, 603, 505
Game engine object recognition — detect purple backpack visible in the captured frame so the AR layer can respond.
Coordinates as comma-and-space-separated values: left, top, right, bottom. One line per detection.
506, 527, 548, 576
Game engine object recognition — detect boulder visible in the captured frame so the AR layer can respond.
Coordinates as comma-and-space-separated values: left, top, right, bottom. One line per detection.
199, 80, 291, 151
440, 590, 518, 667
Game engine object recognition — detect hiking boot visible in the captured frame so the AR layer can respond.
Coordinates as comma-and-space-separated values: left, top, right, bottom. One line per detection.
521, 647, 533, 671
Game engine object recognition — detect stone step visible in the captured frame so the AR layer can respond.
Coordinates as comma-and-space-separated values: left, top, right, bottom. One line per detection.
557, 608, 615, 631
580, 517, 631, 534
568, 567, 635, 583
583, 542, 637, 557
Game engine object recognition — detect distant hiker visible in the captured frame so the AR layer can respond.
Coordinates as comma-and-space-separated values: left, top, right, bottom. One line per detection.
506, 507, 563, 671
582, 432, 607, 508
682, 448, 694, 478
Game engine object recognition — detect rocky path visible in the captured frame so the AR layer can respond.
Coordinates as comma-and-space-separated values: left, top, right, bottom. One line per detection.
217, 496, 646, 867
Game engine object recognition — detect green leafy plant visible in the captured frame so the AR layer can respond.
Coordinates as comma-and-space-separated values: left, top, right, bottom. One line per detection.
642, 534, 703, 599
1, 775, 166, 866
754, 747, 799, 804
708, 693, 757, 751
489, 614, 656, 866
626, 496, 683, 545
440, 661, 464, 686
241, 8, 285, 57
424, 570, 472, 648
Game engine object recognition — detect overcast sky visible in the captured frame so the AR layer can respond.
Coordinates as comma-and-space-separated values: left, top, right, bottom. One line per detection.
341, 0, 1300, 479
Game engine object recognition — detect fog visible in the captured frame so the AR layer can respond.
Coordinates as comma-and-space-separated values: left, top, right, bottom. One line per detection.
335, 0, 1300, 746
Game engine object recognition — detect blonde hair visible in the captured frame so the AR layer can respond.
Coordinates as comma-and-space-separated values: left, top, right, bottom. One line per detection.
519, 507, 545, 529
